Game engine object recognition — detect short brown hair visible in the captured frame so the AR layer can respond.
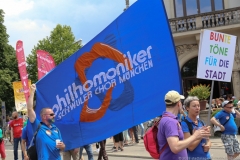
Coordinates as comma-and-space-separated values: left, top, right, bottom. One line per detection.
40, 107, 52, 116
166, 102, 178, 108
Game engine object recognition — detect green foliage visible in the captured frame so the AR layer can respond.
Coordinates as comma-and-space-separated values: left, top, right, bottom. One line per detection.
188, 84, 211, 100
26, 24, 81, 83
211, 109, 222, 117
0, 9, 19, 112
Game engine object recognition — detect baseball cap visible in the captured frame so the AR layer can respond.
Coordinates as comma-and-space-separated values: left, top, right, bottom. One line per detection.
165, 90, 184, 105
222, 100, 233, 107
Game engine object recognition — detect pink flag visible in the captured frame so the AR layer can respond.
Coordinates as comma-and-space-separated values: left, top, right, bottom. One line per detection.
16, 40, 30, 102
37, 50, 56, 80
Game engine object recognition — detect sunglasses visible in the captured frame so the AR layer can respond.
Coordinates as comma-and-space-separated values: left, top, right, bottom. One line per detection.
225, 107, 233, 109
45, 113, 55, 116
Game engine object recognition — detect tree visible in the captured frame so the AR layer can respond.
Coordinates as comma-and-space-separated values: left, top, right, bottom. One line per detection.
0, 9, 19, 112
27, 24, 81, 83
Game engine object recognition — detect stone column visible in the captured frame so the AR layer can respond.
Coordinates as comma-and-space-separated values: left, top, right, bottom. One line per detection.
195, 16, 202, 29
232, 71, 240, 99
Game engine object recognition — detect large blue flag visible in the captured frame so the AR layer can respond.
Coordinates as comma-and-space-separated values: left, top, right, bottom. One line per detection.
35, 0, 182, 150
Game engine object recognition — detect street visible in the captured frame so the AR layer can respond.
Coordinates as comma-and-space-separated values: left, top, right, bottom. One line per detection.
4, 141, 148, 160
4, 136, 240, 160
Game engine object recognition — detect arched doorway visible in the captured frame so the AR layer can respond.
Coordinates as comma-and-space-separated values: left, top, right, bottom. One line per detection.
181, 57, 233, 99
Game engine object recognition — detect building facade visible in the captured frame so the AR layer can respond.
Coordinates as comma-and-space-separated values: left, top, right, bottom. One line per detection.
163, 0, 240, 99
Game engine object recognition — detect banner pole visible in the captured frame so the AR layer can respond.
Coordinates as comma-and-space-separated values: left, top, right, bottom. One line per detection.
207, 80, 214, 126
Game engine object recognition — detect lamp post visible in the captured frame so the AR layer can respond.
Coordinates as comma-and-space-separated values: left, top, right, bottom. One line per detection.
61, 39, 82, 62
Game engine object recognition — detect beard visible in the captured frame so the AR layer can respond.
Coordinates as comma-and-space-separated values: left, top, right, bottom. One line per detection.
47, 118, 55, 124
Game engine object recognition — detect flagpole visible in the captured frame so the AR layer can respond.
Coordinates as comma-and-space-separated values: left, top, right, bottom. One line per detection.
207, 80, 214, 126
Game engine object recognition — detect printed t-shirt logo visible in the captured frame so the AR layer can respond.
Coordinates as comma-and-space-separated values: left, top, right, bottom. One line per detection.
46, 130, 51, 136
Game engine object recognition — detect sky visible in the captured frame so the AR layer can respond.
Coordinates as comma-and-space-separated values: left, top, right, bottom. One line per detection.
0, 0, 137, 57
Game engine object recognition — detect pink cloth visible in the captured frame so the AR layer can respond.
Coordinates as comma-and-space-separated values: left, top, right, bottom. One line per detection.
0, 141, 6, 158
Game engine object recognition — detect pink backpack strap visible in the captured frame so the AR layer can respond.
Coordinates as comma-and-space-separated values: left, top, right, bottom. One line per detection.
159, 143, 168, 155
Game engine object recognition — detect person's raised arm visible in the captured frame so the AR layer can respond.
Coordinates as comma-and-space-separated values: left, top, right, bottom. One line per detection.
27, 84, 36, 123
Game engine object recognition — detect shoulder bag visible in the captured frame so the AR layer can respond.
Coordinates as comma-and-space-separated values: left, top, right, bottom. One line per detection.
27, 123, 42, 160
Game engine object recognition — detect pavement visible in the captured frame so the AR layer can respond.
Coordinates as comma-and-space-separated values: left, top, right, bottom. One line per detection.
81, 136, 238, 160
6, 135, 238, 159
100, 138, 152, 159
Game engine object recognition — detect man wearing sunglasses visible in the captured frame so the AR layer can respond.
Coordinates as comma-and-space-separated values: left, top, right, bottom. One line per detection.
27, 84, 65, 160
211, 100, 240, 160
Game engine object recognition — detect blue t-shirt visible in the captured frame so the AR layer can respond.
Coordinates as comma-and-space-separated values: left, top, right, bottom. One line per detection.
31, 119, 63, 160
158, 111, 188, 160
215, 110, 237, 135
181, 117, 211, 159
21, 121, 34, 149
177, 111, 188, 122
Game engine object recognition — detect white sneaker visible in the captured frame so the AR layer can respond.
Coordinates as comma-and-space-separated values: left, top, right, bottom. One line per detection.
94, 149, 100, 153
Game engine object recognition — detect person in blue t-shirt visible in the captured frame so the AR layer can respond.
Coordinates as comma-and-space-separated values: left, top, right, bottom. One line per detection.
211, 100, 240, 160
181, 96, 211, 160
21, 121, 34, 160
27, 84, 65, 160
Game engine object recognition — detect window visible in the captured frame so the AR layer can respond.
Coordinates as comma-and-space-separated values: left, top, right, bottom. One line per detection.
214, 0, 224, 11
174, 0, 224, 17
200, 0, 211, 13
175, 0, 184, 17
186, 0, 198, 15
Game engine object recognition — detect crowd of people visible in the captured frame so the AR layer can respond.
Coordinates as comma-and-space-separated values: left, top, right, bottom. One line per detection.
0, 84, 147, 160
210, 94, 240, 110
160, 90, 240, 160
1, 84, 240, 160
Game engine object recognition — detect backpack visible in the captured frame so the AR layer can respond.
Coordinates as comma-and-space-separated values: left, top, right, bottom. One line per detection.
144, 116, 168, 159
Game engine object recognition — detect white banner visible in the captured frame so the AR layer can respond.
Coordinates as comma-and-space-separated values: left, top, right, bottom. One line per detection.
197, 29, 237, 82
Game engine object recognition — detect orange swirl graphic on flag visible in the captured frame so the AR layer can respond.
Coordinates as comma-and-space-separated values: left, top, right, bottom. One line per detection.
74, 43, 132, 122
